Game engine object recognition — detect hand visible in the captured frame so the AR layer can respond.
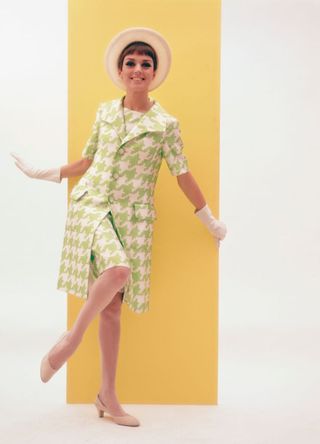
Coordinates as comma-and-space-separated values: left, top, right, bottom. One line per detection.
194, 204, 227, 244
10, 152, 61, 183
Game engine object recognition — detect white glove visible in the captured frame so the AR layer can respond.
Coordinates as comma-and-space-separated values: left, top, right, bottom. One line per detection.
10, 152, 61, 183
194, 204, 227, 247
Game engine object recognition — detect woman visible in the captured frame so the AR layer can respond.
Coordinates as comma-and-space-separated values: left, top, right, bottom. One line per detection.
11, 27, 227, 427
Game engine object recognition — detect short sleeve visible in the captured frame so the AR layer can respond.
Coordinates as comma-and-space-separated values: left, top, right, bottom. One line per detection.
161, 118, 189, 176
81, 104, 102, 160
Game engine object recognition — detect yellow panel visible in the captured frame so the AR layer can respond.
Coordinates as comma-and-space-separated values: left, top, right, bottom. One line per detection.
67, 0, 220, 404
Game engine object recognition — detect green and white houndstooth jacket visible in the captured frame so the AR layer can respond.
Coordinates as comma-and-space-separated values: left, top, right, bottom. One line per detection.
57, 95, 190, 314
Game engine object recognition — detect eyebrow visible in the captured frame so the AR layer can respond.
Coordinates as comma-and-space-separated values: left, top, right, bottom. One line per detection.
125, 57, 152, 62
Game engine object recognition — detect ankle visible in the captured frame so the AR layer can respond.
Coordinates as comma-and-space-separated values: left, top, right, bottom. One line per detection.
65, 330, 83, 349
99, 388, 117, 398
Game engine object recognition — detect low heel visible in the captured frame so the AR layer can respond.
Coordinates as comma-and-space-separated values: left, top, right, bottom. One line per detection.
95, 402, 104, 418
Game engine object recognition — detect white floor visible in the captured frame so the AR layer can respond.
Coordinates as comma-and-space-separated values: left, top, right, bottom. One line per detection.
1, 325, 319, 444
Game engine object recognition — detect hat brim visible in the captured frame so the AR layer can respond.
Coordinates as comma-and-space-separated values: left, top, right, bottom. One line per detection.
104, 27, 172, 91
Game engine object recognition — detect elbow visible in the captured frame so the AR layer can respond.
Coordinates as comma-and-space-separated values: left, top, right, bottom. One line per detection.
81, 157, 93, 173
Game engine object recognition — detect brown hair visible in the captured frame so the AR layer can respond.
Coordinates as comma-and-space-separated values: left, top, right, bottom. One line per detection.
117, 41, 158, 71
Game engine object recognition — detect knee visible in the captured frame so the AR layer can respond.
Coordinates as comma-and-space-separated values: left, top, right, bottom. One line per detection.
103, 265, 131, 286
106, 265, 131, 286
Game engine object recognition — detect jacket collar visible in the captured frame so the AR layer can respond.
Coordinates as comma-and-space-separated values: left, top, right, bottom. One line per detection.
100, 96, 167, 146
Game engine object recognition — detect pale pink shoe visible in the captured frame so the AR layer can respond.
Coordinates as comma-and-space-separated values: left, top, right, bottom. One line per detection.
94, 393, 140, 427
40, 331, 69, 383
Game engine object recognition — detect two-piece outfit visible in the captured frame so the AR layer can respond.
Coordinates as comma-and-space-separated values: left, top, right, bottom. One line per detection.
56, 96, 190, 314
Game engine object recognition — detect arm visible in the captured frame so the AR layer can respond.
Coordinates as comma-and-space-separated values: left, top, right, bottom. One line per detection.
177, 171, 207, 212
161, 118, 226, 244
60, 157, 93, 179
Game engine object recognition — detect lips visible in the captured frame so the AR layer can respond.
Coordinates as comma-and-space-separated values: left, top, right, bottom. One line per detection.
131, 77, 144, 80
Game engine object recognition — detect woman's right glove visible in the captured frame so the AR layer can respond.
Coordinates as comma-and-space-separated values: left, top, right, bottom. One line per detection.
10, 152, 61, 183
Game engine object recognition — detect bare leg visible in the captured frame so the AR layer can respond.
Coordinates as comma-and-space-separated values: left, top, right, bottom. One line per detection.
48, 266, 130, 370
97, 291, 127, 416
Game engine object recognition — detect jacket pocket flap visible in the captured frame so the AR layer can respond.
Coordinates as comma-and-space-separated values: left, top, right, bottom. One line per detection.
133, 203, 157, 221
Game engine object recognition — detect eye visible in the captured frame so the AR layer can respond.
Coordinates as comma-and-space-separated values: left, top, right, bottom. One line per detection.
124, 61, 152, 68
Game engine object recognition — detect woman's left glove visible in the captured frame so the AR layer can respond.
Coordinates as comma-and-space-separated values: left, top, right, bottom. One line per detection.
10, 152, 61, 183
194, 204, 227, 247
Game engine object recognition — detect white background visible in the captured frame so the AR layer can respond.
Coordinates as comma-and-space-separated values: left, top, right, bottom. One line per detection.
0, 0, 67, 333
220, 0, 320, 330
1, 0, 320, 442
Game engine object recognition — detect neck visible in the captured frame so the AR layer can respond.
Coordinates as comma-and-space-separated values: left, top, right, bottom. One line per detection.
123, 92, 152, 112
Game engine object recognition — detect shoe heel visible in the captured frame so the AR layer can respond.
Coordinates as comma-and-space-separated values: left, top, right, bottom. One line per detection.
95, 400, 104, 417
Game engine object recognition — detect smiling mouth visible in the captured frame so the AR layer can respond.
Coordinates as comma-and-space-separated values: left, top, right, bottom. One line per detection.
131, 77, 144, 80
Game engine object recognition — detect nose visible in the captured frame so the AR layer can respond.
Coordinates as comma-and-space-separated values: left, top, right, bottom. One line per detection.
134, 64, 142, 73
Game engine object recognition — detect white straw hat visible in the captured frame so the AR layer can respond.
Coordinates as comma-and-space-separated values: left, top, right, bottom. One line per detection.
104, 27, 172, 91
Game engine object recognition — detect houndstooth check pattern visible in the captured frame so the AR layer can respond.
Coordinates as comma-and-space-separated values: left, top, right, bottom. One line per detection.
57, 96, 189, 314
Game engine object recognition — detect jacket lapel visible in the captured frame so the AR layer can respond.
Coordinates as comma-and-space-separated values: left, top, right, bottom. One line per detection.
100, 96, 167, 146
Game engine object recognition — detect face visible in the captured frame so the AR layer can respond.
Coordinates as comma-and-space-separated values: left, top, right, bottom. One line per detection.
118, 51, 156, 91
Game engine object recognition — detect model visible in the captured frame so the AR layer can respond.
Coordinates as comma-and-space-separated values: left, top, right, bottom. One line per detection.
10, 27, 227, 427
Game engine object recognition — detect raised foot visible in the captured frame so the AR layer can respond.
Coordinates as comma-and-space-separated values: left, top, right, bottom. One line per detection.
40, 331, 69, 383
